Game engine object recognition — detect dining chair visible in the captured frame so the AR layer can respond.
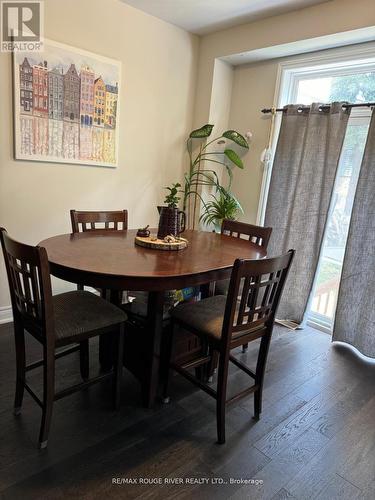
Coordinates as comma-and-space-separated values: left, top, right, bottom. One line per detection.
70, 208, 128, 297
163, 250, 295, 444
0, 228, 127, 449
217, 219, 272, 294
217, 219, 273, 353
70, 209, 128, 370
70, 209, 128, 233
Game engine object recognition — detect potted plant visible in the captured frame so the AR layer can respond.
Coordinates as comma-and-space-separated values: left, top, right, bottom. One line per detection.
157, 183, 186, 239
200, 189, 244, 232
183, 124, 250, 228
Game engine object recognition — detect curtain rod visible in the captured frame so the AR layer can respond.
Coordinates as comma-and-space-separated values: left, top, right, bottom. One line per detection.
261, 102, 375, 114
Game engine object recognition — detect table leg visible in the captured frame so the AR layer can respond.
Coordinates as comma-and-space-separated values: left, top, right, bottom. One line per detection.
141, 290, 164, 408
99, 290, 120, 372
199, 281, 217, 381
200, 281, 216, 299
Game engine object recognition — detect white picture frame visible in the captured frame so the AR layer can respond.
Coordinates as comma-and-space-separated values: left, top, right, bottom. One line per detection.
13, 39, 121, 167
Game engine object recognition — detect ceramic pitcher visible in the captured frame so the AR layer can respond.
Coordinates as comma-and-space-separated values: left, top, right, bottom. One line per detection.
157, 206, 186, 239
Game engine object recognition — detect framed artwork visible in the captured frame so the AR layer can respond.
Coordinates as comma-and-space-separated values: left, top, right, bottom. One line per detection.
13, 39, 121, 167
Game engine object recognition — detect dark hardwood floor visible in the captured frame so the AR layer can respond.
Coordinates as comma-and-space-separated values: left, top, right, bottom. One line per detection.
0, 321, 374, 500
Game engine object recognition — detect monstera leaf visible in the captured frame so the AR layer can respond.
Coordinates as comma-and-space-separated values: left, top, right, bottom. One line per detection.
189, 124, 214, 138
224, 149, 244, 168
222, 130, 249, 149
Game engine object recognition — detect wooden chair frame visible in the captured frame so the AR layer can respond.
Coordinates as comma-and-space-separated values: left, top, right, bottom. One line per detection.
70, 209, 128, 233
220, 219, 272, 354
163, 250, 294, 444
0, 228, 125, 449
221, 219, 272, 251
70, 209, 128, 371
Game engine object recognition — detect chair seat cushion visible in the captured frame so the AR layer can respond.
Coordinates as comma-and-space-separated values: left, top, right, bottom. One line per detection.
172, 295, 265, 343
171, 295, 227, 340
53, 291, 127, 342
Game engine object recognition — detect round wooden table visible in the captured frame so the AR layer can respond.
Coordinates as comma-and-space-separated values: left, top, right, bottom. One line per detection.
40, 229, 266, 407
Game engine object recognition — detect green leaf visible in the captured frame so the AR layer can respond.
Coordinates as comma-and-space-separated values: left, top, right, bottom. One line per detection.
199, 190, 243, 226
222, 130, 249, 149
224, 149, 244, 168
189, 124, 214, 138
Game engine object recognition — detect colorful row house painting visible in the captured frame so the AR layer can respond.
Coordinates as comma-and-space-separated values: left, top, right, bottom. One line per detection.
14, 40, 121, 167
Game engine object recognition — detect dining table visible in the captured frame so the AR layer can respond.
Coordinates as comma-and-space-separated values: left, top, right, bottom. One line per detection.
39, 229, 266, 408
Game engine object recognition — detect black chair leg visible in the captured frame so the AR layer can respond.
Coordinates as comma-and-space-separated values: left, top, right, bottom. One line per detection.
242, 343, 248, 353
79, 340, 89, 380
216, 352, 229, 445
207, 351, 219, 382
254, 387, 262, 420
113, 324, 124, 411
195, 339, 209, 381
253, 334, 271, 421
194, 366, 203, 381
99, 334, 114, 372
39, 347, 55, 449
162, 323, 174, 404
205, 345, 216, 383
13, 323, 25, 415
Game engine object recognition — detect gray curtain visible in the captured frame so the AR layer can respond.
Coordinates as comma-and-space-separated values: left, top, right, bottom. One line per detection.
265, 103, 350, 323
333, 109, 375, 358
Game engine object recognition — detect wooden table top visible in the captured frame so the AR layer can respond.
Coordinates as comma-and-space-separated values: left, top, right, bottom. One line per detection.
39, 229, 266, 291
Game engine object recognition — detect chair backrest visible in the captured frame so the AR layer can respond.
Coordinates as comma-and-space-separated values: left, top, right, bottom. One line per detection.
0, 228, 54, 337
70, 210, 128, 233
221, 219, 272, 251
222, 250, 295, 346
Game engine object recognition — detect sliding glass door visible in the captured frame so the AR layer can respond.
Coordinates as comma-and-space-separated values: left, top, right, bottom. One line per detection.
295, 71, 373, 331
309, 115, 370, 331
263, 51, 375, 331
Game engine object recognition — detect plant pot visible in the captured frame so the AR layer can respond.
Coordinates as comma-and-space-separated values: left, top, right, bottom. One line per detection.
214, 220, 223, 233
157, 206, 186, 239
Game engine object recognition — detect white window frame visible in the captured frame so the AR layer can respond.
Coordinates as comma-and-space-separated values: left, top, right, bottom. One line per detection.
256, 44, 375, 332
256, 43, 375, 226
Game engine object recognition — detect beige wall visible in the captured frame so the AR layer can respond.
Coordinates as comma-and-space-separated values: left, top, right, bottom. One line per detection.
193, 0, 375, 224
194, 0, 375, 127
2, 0, 375, 315
228, 43, 375, 224
228, 59, 279, 224
198, 58, 234, 225
0, 0, 199, 310
208, 59, 233, 138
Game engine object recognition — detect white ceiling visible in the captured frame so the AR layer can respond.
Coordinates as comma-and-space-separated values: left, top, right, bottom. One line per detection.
120, 0, 330, 35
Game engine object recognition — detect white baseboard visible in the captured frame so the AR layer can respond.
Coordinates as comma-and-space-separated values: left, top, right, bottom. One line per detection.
0, 306, 13, 324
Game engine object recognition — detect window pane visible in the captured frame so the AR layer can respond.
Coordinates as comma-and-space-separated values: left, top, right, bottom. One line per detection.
310, 120, 370, 322
296, 71, 375, 104
329, 72, 375, 102
296, 77, 332, 103
294, 69, 374, 330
